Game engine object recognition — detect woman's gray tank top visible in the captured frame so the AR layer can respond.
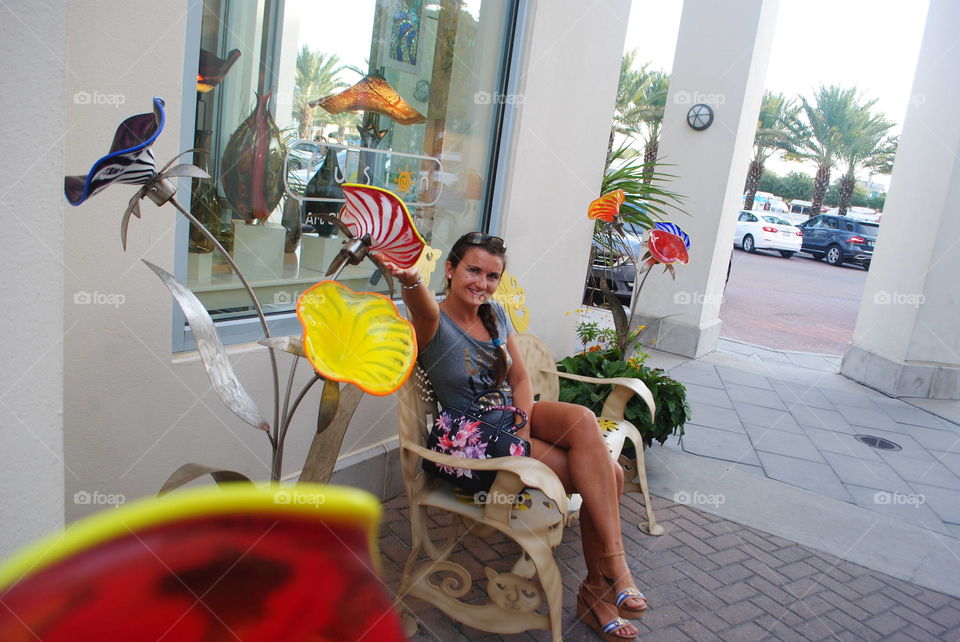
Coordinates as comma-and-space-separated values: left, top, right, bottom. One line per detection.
418, 302, 514, 418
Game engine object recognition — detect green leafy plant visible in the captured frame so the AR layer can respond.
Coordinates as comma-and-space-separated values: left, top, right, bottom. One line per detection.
556, 345, 688, 447
575, 320, 618, 353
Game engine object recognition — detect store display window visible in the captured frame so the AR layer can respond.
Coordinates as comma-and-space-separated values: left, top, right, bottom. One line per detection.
182, 0, 517, 337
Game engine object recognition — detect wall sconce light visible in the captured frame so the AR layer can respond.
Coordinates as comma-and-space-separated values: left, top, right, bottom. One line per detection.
686, 103, 714, 131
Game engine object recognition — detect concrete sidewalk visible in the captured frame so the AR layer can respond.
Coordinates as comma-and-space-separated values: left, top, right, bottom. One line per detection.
661, 338, 960, 541
385, 336, 960, 639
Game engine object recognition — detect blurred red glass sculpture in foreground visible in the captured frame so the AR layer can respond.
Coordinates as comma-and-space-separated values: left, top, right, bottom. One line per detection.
0, 485, 405, 641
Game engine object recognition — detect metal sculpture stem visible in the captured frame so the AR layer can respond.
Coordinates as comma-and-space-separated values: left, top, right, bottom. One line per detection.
274, 372, 323, 480
273, 356, 300, 481
169, 196, 281, 448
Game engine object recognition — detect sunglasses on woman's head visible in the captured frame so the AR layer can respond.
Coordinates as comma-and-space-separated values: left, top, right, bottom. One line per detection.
461, 232, 506, 253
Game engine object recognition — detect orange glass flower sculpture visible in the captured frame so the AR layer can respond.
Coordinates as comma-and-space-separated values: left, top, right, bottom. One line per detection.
587, 189, 625, 222
297, 281, 416, 396
340, 184, 426, 268
311, 75, 425, 126
647, 228, 689, 265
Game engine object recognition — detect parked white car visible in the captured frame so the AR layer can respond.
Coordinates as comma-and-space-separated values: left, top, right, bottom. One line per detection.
733, 210, 803, 258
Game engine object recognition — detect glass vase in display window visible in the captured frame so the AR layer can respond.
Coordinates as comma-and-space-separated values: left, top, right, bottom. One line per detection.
189, 130, 223, 254
304, 146, 343, 238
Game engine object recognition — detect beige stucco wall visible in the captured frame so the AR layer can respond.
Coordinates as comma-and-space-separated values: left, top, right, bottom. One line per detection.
0, 0, 630, 526
0, 0, 68, 558
498, 0, 631, 351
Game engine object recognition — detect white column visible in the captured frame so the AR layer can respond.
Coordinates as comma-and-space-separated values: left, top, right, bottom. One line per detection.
841, 0, 960, 399
0, 0, 67, 557
632, 0, 780, 358
497, 0, 631, 353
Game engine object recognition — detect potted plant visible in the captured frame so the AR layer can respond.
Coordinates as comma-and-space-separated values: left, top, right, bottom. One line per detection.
557, 321, 688, 447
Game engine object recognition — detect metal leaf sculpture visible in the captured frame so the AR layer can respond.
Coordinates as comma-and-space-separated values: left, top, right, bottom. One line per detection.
62, 95, 421, 487
158, 463, 254, 496
0, 485, 406, 641
143, 260, 269, 432
296, 281, 416, 396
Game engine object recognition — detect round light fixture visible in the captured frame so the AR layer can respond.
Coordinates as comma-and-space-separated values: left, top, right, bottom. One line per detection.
686, 103, 714, 131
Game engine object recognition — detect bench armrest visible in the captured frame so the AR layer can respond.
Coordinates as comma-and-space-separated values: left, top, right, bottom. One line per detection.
548, 370, 656, 422
401, 440, 569, 518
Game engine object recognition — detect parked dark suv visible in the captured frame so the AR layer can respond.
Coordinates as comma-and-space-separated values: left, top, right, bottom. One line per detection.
797, 214, 879, 269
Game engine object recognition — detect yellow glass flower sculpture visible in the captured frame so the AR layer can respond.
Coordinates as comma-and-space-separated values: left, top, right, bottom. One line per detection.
297, 281, 416, 396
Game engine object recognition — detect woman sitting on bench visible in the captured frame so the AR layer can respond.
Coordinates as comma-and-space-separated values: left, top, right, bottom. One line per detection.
380, 232, 648, 641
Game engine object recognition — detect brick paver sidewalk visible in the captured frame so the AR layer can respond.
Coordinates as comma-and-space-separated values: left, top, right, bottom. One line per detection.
378, 493, 960, 640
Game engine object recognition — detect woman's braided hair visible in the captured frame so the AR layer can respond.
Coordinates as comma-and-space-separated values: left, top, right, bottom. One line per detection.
447, 233, 509, 386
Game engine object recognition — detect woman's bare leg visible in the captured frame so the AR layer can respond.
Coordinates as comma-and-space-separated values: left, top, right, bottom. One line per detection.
531, 433, 639, 636
528, 401, 647, 616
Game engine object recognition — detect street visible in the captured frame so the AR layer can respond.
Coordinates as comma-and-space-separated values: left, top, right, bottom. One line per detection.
719, 247, 869, 355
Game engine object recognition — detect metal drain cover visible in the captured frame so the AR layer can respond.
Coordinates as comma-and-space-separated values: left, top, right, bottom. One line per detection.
854, 434, 902, 451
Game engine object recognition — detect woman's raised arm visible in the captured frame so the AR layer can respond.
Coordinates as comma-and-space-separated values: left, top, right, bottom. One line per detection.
378, 257, 439, 350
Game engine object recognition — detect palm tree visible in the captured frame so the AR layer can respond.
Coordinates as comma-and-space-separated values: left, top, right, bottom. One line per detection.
608, 50, 649, 162
783, 85, 859, 216
293, 47, 347, 140
608, 52, 670, 177
743, 91, 796, 210
836, 107, 897, 215
635, 71, 670, 182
